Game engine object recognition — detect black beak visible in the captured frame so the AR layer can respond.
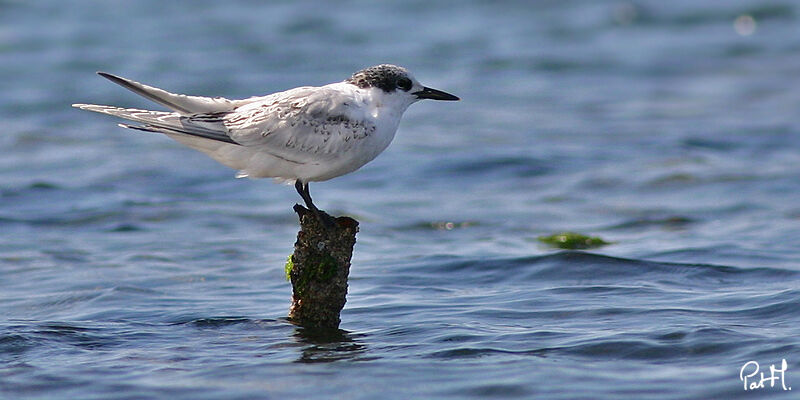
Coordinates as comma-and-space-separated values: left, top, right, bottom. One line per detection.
413, 86, 460, 101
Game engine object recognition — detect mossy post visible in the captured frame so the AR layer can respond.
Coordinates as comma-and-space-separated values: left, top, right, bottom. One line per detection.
287, 204, 359, 329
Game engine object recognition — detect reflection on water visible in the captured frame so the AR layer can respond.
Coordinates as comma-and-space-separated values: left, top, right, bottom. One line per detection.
293, 327, 370, 363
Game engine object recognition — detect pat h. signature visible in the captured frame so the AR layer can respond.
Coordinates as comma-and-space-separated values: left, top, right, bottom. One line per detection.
740, 359, 791, 391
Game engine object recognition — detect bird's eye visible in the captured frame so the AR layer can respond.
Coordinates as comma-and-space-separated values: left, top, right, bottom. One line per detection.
397, 77, 412, 91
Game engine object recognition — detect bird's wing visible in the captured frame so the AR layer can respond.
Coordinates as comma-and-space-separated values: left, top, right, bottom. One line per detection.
95, 72, 262, 115
221, 86, 376, 163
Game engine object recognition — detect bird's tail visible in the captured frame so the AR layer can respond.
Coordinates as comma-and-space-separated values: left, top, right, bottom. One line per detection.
71, 104, 238, 144
72, 104, 176, 127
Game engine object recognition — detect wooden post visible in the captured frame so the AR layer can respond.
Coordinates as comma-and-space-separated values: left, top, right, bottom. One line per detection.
287, 205, 358, 329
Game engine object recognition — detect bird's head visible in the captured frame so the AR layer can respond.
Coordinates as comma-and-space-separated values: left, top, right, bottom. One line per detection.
345, 64, 459, 110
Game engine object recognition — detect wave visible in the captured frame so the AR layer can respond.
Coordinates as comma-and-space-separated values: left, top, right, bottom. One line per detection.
397, 251, 799, 288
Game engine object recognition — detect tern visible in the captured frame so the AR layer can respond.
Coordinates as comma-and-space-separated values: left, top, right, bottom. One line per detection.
73, 64, 459, 219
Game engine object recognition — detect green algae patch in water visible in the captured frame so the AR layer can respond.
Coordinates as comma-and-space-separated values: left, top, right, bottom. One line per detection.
538, 232, 611, 250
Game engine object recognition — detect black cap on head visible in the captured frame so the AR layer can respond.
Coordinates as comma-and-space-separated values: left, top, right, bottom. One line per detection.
346, 64, 411, 93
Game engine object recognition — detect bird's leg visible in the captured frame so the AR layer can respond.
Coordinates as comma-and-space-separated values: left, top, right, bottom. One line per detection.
295, 180, 335, 227
295, 180, 318, 212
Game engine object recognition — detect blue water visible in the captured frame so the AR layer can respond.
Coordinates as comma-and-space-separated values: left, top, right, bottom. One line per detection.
2, 1, 800, 398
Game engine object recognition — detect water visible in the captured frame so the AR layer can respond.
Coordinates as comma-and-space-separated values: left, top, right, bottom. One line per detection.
2, 0, 800, 398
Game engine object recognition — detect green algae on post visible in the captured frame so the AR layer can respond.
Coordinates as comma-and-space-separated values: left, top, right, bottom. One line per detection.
538, 232, 610, 250
285, 255, 294, 281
